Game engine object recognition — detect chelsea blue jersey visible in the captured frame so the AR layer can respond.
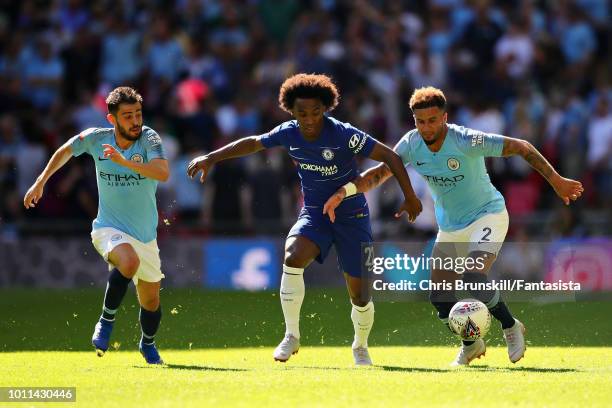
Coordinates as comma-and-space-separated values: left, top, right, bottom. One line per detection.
69, 126, 166, 242
259, 116, 377, 208
395, 123, 506, 231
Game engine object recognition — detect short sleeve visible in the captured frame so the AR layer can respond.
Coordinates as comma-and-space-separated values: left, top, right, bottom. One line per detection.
258, 122, 292, 148
69, 128, 97, 157
460, 127, 505, 157
393, 134, 412, 166
344, 124, 376, 157
143, 128, 166, 160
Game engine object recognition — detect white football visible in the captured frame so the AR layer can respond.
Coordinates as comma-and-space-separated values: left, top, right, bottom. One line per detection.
448, 299, 491, 340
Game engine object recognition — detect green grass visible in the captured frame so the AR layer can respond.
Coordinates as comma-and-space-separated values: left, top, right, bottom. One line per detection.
0, 289, 611, 406
0, 347, 611, 407
1, 288, 611, 350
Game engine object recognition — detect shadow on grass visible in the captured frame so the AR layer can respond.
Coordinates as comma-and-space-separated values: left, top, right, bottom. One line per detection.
467, 365, 579, 373
281, 366, 343, 370
285, 365, 452, 372
378, 365, 451, 373
135, 363, 248, 372
377, 365, 579, 373
132, 363, 578, 373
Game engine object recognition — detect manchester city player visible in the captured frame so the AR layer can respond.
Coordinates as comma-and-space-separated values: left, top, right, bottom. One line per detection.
187, 74, 422, 365
323, 87, 583, 366
23, 87, 169, 364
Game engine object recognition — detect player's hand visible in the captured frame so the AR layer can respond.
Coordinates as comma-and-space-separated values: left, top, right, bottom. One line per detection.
187, 155, 214, 183
23, 180, 45, 209
323, 187, 347, 223
552, 176, 584, 205
102, 144, 127, 165
394, 195, 422, 222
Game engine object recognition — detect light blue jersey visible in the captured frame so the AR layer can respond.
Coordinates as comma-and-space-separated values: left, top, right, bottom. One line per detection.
395, 123, 506, 231
69, 126, 166, 242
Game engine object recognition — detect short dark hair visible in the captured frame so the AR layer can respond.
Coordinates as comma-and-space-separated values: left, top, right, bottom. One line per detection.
106, 87, 143, 115
278, 73, 340, 113
409, 87, 446, 112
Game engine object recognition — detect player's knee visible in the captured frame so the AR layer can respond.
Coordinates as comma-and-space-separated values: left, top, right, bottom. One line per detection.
119, 254, 140, 278
350, 295, 369, 307
284, 252, 309, 269
140, 295, 159, 311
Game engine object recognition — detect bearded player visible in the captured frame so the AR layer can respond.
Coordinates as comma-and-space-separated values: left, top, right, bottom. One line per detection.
323, 87, 583, 366
24, 87, 169, 364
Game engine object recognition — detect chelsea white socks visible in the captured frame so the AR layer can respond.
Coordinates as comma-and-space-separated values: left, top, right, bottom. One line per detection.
280, 265, 305, 339
351, 301, 374, 348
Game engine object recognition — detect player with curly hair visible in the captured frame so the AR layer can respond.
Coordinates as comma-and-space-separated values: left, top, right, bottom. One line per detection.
187, 73, 422, 365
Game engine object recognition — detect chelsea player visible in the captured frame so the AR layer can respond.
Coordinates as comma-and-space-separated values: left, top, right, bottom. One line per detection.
23, 87, 169, 364
188, 74, 422, 365
323, 87, 584, 366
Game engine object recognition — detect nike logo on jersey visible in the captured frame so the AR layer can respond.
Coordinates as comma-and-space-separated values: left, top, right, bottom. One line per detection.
416, 161, 426, 166
98, 156, 110, 161
289, 146, 300, 151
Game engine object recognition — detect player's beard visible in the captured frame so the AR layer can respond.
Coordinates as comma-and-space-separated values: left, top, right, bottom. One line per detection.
422, 126, 445, 145
117, 123, 142, 141
422, 133, 439, 145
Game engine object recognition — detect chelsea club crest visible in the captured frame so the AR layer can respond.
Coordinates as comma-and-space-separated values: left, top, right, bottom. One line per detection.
322, 148, 334, 161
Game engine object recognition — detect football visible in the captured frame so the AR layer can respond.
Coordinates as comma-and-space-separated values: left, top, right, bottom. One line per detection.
448, 299, 492, 340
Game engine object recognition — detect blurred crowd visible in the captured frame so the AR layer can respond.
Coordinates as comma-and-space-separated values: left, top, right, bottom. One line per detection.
0, 0, 610, 239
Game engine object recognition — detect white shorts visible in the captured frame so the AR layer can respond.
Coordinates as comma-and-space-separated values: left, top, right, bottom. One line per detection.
91, 227, 164, 284
434, 209, 509, 262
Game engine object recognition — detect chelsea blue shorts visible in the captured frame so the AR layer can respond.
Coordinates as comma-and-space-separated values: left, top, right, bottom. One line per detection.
288, 195, 372, 278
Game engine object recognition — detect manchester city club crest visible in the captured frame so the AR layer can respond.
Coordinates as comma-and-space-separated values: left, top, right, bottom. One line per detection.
322, 148, 334, 161
130, 153, 144, 163
447, 157, 460, 170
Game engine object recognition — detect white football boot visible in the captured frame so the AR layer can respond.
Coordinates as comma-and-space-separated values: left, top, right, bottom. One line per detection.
273, 334, 300, 362
352, 346, 373, 366
503, 319, 526, 363
450, 338, 486, 367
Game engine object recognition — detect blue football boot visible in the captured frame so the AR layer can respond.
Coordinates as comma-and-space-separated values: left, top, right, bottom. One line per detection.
139, 340, 164, 365
92, 319, 114, 357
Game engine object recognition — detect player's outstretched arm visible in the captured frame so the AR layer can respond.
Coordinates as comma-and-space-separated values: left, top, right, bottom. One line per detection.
101, 144, 169, 182
323, 163, 391, 223
369, 142, 423, 221
501, 137, 584, 205
187, 136, 265, 183
323, 143, 422, 223
23, 140, 74, 209
356, 163, 393, 193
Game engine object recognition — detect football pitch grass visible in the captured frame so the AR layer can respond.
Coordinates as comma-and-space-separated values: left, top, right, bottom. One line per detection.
2, 347, 611, 407
1, 288, 611, 407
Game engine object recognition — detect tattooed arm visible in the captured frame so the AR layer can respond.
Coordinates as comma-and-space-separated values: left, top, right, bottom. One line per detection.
323, 161, 422, 223
501, 137, 584, 205
353, 162, 393, 193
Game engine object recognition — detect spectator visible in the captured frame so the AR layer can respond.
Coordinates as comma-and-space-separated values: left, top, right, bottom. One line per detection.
586, 97, 612, 206
100, 15, 142, 86
0, 1, 609, 237
22, 38, 64, 111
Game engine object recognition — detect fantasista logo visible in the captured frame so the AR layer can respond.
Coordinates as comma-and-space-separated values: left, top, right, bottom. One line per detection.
298, 162, 339, 176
